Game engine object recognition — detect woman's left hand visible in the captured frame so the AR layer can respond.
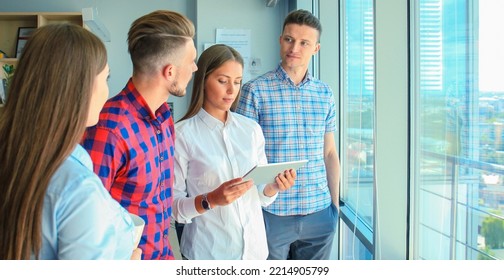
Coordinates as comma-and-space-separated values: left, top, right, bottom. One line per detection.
263, 169, 297, 196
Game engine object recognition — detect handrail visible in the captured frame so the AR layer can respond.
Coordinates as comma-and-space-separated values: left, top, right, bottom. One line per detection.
422, 150, 504, 175
423, 149, 503, 260
340, 150, 503, 259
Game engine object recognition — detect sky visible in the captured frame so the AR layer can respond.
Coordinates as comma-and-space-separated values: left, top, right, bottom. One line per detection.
479, 0, 504, 92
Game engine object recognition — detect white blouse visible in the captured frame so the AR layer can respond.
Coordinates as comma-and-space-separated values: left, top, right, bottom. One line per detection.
173, 108, 276, 260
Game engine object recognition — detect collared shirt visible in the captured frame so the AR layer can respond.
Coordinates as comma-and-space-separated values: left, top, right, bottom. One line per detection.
173, 109, 276, 260
82, 79, 175, 260
39, 145, 135, 260
236, 64, 337, 216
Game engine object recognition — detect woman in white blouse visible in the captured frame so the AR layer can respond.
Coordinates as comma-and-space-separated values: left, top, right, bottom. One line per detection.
173, 44, 296, 260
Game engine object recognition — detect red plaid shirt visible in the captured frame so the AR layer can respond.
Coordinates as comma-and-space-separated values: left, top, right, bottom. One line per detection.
82, 79, 175, 260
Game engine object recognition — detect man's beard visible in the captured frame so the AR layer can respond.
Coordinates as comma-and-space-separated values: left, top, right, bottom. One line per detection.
169, 81, 186, 97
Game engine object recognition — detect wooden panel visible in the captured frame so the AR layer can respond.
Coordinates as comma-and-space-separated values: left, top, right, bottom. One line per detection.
0, 14, 37, 58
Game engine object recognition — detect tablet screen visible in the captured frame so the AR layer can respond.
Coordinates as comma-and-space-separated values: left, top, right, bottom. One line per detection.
242, 160, 308, 185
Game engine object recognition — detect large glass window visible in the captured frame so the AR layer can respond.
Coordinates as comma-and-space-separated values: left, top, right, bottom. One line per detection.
412, 0, 504, 260
340, 0, 375, 259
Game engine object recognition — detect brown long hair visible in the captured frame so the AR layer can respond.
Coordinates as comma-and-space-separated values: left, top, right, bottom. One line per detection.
179, 44, 244, 122
0, 24, 107, 259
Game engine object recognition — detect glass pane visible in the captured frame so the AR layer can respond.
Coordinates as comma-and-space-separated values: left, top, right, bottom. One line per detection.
340, 219, 373, 260
341, 0, 375, 227
412, 0, 504, 260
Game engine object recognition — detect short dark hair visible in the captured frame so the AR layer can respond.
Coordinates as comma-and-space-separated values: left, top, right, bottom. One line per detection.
283, 9, 322, 38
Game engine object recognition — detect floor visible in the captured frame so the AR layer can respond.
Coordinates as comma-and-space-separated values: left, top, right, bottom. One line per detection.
169, 219, 182, 260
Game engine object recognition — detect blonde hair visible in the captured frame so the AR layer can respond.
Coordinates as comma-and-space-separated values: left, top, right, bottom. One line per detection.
0, 23, 107, 259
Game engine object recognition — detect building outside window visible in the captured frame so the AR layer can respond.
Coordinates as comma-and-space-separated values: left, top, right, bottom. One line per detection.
340, 0, 375, 260
411, 0, 504, 260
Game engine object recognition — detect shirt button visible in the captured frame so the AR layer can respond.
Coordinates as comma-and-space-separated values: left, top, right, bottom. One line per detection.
163, 234, 168, 239
160, 156, 164, 161
296, 105, 301, 109
156, 129, 161, 134
300, 145, 304, 149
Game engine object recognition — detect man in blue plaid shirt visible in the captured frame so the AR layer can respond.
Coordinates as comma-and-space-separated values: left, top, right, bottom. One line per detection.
236, 9, 340, 260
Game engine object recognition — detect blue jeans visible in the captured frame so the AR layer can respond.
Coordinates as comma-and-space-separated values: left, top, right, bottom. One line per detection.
263, 204, 338, 260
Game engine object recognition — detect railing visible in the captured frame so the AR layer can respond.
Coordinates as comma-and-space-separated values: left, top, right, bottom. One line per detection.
421, 150, 503, 260
339, 150, 504, 260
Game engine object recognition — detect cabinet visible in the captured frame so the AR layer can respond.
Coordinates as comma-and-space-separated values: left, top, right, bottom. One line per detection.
0, 12, 83, 79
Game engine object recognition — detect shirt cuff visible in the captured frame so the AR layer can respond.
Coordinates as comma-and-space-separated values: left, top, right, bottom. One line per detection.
174, 196, 200, 223
257, 184, 278, 207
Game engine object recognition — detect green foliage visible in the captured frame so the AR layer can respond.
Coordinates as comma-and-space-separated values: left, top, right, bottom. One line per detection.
481, 213, 504, 249
2, 64, 14, 102
477, 247, 493, 260
2, 63, 15, 89
2, 63, 14, 76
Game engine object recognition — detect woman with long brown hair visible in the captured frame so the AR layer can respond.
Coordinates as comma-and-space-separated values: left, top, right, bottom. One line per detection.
0, 24, 139, 259
172, 44, 297, 259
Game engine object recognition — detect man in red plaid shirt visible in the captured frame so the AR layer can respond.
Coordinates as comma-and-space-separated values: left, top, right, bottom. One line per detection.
82, 10, 197, 260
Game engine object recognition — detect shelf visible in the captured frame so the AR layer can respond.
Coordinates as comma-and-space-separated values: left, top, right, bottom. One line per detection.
0, 12, 83, 84
0, 58, 17, 63
0, 12, 82, 59
38, 12, 83, 26
0, 14, 37, 58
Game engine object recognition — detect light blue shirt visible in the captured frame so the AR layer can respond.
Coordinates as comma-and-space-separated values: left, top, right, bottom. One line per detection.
37, 145, 135, 259
236, 64, 337, 216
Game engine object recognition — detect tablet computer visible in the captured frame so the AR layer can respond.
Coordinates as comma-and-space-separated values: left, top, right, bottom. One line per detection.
242, 160, 308, 185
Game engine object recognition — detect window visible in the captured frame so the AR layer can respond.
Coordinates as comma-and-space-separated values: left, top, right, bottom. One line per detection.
411, 0, 504, 260
340, 0, 375, 260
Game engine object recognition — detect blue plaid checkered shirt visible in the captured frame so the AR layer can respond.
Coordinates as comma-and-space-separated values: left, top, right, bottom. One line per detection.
236, 64, 337, 216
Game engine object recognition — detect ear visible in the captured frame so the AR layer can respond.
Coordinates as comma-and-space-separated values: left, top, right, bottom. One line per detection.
162, 64, 176, 81
313, 43, 321, 55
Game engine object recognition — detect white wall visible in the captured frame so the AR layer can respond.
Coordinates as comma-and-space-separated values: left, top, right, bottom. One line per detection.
0, 0, 189, 119
374, 0, 409, 259
0, 0, 286, 121
194, 0, 285, 82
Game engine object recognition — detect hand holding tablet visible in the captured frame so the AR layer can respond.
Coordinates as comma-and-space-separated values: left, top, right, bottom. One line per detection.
242, 160, 308, 185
